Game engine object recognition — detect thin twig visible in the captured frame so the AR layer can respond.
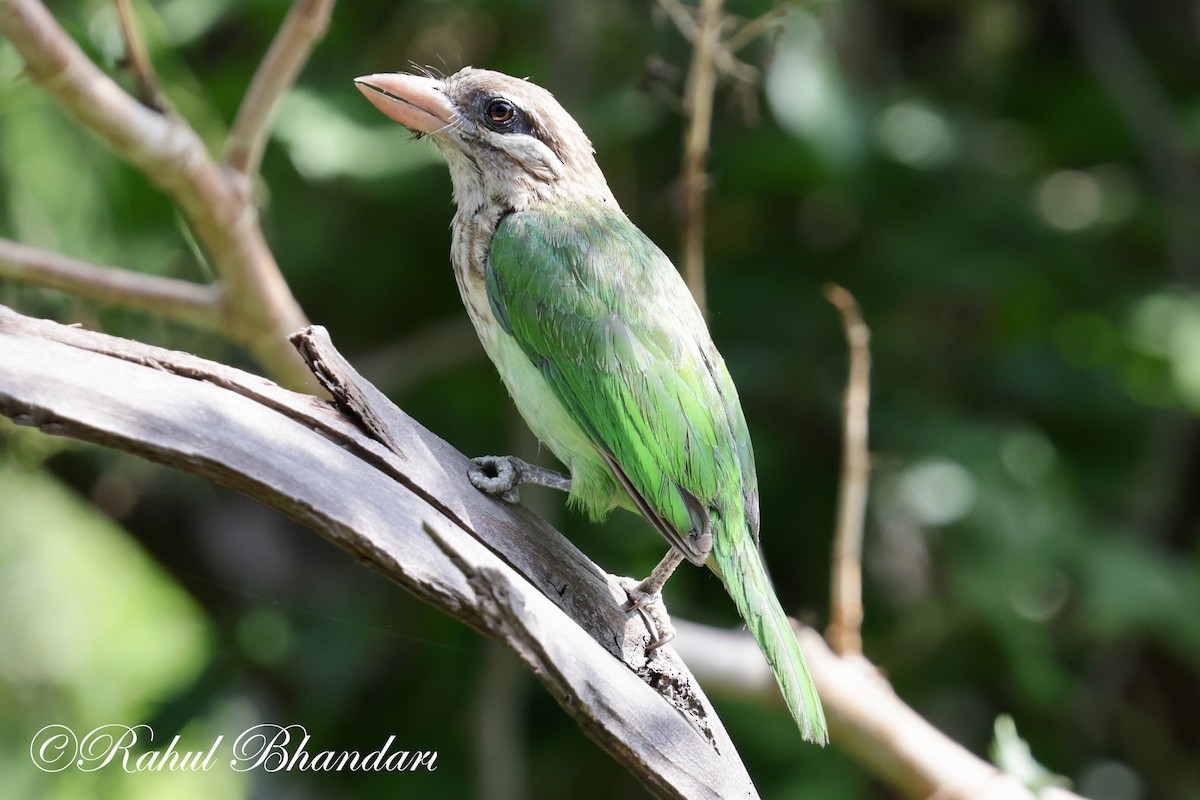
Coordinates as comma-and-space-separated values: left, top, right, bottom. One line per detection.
657, 0, 700, 41
113, 0, 165, 111
657, 0, 766, 85
0, 238, 223, 330
677, 0, 723, 317
823, 284, 871, 656
224, 0, 336, 177
660, 0, 782, 313
724, 6, 787, 54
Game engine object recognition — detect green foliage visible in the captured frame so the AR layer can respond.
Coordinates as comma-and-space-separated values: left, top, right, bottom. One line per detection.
3, 0, 1199, 797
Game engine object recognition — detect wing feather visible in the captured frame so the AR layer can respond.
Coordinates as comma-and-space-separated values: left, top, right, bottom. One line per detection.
486, 199, 756, 563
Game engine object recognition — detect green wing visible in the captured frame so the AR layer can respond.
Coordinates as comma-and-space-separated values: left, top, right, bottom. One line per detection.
486, 199, 758, 563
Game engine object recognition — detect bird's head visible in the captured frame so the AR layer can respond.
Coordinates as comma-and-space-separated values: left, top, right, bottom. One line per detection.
355, 67, 616, 212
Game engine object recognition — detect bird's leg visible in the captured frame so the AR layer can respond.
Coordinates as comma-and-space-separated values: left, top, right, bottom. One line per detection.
468, 455, 572, 504
618, 549, 686, 651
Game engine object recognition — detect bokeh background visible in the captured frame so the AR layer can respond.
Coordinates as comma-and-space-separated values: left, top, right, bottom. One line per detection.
2, 0, 1198, 797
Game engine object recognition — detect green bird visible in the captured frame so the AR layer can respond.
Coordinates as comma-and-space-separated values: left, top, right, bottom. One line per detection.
355, 67, 827, 744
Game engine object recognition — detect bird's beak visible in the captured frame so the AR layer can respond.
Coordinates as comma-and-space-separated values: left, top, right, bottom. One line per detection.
354, 73, 454, 135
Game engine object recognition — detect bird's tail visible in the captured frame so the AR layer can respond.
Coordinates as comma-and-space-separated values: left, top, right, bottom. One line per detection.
714, 527, 828, 745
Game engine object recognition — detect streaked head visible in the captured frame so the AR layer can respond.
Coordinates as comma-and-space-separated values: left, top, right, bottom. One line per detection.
355, 67, 615, 210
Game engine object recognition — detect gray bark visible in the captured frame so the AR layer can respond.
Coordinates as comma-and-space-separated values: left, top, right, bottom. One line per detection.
0, 304, 756, 800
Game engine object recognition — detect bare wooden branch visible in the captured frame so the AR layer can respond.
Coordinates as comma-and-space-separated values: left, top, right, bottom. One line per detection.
723, 6, 787, 55
677, 0, 723, 316
657, 0, 701, 41
823, 284, 871, 656
657, 0, 762, 87
672, 621, 1087, 800
0, 304, 1091, 798
225, 0, 336, 176
113, 0, 165, 111
0, 0, 314, 389
0, 237, 222, 329
0, 304, 757, 800
658, 0, 782, 314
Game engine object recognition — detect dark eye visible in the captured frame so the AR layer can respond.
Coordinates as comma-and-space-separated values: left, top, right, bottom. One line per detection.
486, 99, 516, 126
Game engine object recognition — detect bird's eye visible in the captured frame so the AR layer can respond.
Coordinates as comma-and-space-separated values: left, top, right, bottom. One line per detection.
486, 99, 516, 126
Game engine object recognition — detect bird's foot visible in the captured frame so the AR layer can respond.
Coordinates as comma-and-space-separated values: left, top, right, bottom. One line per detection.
468, 456, 523, 503
617, 575, 677, 651
468, 455, 573, 504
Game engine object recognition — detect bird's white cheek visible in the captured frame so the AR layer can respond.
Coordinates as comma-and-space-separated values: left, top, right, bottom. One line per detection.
527, 152, 565, 181
505, 139, 566, 182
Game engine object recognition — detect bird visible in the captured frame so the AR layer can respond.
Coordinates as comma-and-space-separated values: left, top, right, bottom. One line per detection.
355, 67, 827, 744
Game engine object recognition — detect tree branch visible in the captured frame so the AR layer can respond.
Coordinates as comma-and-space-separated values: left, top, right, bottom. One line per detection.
0, 0, 314, 389
723, 6, 786, 56
824, 284, 872, 656
657, 0, 783, 314
676, 0, 723, 317
224, 0, 336, 176
673, 622, 1086, 800
113, 0, 165, 111
0, 237, 223, 330
0, 303, 1090, 799
0, 304, 757, 800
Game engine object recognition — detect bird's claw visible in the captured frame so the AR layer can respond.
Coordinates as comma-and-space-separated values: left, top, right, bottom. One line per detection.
468, 456, 522, 504
617, 576, 677, 651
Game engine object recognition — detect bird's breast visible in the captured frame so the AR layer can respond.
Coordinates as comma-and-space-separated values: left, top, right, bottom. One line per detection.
448, 217, 602, 480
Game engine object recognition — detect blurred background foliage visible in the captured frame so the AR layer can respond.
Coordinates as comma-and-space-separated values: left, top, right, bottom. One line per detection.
1, 0, 1198, 798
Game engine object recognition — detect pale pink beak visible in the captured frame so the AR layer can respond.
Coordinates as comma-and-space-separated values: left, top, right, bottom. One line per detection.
354, 73, 455, 134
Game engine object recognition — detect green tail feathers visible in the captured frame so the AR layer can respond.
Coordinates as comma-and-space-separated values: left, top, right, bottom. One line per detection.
715, 530, 828, 745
